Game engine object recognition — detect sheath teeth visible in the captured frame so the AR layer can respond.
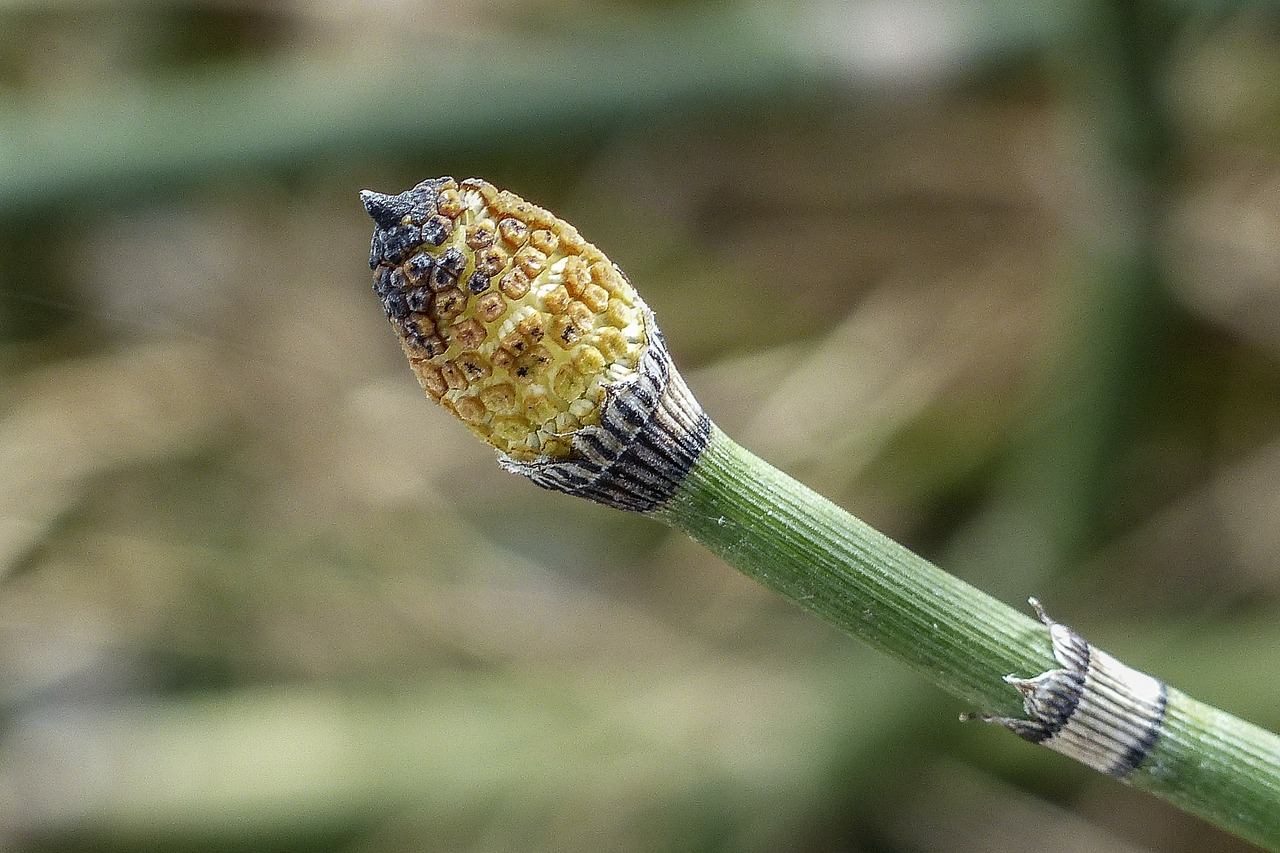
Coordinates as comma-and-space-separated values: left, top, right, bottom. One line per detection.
965, 598, 1168, 780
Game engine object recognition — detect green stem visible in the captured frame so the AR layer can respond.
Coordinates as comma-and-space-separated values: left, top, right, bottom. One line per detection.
1149, 691, 1280, 848
658, 425, 1051, 716
361, 168, 1279, 848
657, 426, 1280, 849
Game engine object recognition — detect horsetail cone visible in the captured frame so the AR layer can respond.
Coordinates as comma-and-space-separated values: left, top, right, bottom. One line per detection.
362, 177, 710, 511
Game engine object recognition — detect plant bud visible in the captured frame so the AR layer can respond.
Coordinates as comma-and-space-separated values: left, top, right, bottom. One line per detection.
363, 177, 709, 511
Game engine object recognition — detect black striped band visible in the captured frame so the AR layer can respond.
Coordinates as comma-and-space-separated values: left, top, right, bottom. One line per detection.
968, 599, 1168, 779
499, 314, 711, 513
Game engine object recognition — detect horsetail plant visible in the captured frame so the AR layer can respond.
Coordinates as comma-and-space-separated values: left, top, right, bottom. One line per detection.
361, 177, 1280, 849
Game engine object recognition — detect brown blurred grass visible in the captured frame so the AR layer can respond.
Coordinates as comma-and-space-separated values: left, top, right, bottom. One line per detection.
1, 2, 1279, 851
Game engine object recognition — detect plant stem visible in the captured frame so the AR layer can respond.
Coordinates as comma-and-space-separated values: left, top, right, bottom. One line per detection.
657, 425, 1051, 716
1149, 691, 1280, 848
656, 426, 1280, 850
360, 176, 1280, 849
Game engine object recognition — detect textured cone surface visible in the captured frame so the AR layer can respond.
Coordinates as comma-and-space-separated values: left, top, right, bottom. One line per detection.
363, 177, 647, 460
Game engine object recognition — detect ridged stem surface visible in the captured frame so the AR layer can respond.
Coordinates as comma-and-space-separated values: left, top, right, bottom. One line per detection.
658, 426, 1052, 715
1144, 690, 1280, 849
658, 426, 1280, 849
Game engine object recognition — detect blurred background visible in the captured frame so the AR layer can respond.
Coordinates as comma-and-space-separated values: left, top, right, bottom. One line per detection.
1, 0, 1278, 850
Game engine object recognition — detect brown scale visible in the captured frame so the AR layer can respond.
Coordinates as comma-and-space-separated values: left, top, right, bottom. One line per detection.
514, 342, 552, 371
562, 256, 590, 297
513, 246, 547, 278
499, 269, 530, 300
498, 217, 528, 246
465, 221, 496, 249
434, 288, 467, 323
542, 286, 570, 317
475, 292, 506, 323
453, 395, 486, 424
581, 284, 610, 313
414, 361, 447, 398
455, 355, 490, 382
439, 361, 467, 391
474, 247, 506, 276
450, 318, 488, 350
436, 188, 463, 218
480, 383, 518, 414
551, 316, 582, 347
529, 228, 559, 254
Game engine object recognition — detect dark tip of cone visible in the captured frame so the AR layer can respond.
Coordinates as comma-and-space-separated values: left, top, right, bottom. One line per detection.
360, 189, 412, 231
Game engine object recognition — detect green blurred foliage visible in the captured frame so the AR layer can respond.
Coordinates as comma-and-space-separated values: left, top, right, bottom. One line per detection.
1, 1, 1278, 851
